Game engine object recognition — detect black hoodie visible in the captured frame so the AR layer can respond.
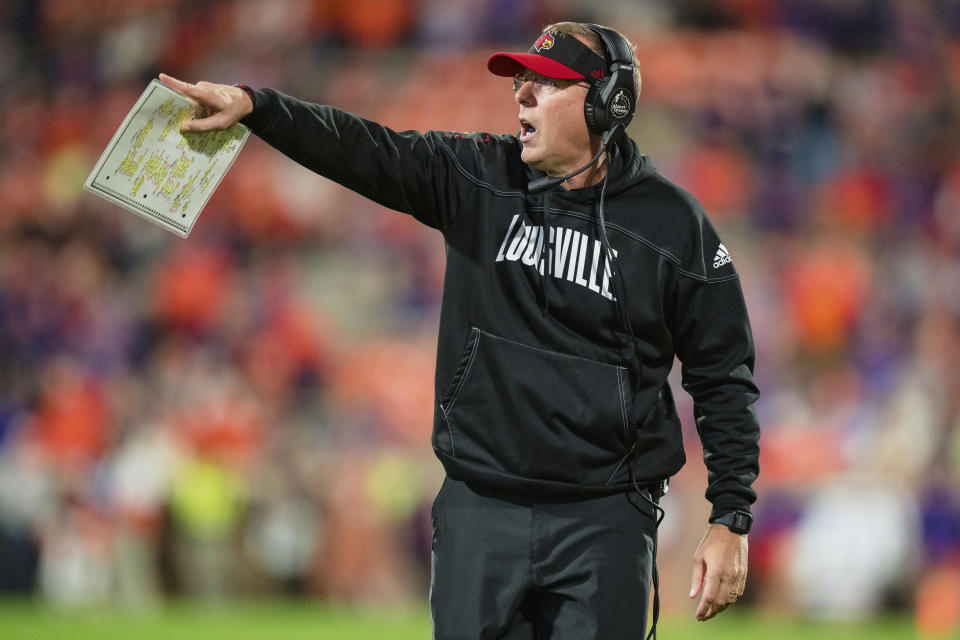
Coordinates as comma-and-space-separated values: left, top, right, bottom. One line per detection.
241, 89, 760, 520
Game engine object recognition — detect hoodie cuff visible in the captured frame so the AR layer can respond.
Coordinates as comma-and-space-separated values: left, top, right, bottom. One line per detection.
234, 85, 271, 131
709, 495, 753, 522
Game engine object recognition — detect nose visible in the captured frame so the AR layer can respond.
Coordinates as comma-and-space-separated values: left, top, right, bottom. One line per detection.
515, 80, 536, 107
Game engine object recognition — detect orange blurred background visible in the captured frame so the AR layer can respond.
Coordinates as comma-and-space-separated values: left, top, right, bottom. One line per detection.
1, 1, 959, 635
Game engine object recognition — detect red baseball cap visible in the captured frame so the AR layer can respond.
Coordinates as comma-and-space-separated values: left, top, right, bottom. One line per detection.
488, 30, 608, 82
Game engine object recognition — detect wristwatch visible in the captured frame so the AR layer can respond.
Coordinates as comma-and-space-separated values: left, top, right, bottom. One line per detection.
710, 510, 753, 534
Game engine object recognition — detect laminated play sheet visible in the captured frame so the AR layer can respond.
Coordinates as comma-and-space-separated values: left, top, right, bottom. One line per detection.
84, 79, 249, 237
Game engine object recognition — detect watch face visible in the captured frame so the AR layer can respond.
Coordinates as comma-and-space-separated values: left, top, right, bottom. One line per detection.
732, 512, 752, 533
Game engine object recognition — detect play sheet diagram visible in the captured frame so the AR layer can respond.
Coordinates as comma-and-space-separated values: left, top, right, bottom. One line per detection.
84, 80, 249, 237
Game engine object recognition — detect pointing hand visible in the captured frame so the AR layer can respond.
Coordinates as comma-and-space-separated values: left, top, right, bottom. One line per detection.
158, 73, 253, 133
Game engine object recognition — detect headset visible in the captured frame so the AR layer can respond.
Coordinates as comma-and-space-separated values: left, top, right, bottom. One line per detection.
584, 24, 637, 137
527, 25, 637, 195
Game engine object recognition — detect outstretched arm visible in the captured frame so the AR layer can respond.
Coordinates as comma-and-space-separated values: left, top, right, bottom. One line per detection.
158, 74, 252, 132
158, 73, 468, 231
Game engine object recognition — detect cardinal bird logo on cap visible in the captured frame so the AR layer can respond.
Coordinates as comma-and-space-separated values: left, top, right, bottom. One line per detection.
534, 33, 555, 51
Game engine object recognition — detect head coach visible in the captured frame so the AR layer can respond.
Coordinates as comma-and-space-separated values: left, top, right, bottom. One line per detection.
160, 20, 760, 640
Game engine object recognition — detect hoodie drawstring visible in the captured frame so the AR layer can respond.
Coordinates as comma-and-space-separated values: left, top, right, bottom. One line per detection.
540, 191, 552, 315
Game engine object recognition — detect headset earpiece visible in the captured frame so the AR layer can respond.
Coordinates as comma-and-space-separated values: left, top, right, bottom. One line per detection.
584, 24, 636, 136
583, 76, 609, 135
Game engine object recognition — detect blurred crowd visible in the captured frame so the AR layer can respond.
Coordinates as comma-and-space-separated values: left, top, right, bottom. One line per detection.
1, 0, 960, 635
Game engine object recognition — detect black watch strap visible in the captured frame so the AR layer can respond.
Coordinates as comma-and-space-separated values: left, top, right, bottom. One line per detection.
710, 510, 753, 534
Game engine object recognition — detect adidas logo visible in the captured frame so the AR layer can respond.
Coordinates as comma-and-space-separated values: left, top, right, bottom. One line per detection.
713, 243, 732, 268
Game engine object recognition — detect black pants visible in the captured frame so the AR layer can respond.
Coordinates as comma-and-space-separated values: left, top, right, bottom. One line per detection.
430, 477, 656, 640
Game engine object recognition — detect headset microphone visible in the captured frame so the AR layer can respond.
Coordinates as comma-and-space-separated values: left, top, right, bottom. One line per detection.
526, 124, 624, 195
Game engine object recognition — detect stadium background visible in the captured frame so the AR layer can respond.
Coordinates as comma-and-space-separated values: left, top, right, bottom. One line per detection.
1, 0, 959, 637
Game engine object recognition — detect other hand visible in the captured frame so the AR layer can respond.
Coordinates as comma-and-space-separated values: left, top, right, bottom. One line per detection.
158, 73, 253, 132
689, 523, 748, 621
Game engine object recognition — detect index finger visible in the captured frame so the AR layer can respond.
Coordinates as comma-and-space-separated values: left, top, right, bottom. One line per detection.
159, 73, 200, 100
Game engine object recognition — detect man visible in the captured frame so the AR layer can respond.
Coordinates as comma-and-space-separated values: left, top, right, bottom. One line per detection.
160, 20, 759, 639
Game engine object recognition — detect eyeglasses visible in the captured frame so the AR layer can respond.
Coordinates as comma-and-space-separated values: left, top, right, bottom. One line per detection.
512, 71, 589, 94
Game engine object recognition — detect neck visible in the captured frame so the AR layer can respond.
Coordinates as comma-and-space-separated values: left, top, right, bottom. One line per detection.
558, 141, 607, 190
559, 157, 606, 190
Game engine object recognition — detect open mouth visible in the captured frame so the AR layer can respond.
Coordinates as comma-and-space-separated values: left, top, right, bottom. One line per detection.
519, 119, 536, 143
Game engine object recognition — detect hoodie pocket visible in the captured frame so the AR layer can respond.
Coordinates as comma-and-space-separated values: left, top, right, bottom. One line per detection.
439, 327, 632, 487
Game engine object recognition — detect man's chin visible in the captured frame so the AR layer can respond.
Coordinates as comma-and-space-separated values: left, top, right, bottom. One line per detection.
520, 149, 545, 171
